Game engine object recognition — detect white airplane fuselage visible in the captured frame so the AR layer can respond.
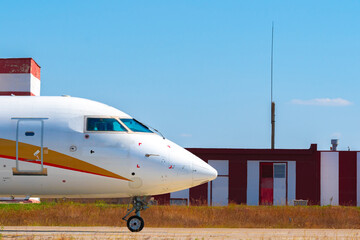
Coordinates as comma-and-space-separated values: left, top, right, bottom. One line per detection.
0, 96, 217, 198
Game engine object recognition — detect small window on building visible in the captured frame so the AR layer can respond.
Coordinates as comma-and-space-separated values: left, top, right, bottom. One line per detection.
120, 119, 153, 133
86, 118, 127, 132
274, 164, 286, 178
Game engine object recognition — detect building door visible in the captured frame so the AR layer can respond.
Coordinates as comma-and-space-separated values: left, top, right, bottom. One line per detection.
273, 163, 287, 205
260, 162, 287, 205
208, 160, 229, 206
260, 162, 273, 205
211, 177, 229, 206
15, 119, 46, 173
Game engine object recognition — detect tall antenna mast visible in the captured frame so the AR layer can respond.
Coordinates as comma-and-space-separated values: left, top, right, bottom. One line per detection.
271, 22, 275, 149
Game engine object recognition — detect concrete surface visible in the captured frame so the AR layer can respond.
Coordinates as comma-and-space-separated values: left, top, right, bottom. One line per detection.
1, 226, 360, 239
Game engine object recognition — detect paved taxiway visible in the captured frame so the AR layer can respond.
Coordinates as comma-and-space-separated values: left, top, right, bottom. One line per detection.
1, 226, 360, 239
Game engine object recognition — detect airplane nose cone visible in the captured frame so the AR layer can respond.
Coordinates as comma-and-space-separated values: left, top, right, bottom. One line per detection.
192, 161, 218, 185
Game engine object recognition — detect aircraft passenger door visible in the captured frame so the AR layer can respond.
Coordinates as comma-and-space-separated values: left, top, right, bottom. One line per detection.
14, 118, 47, 174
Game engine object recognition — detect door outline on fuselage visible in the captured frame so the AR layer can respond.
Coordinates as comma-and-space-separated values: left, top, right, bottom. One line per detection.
12, 118, 48, 175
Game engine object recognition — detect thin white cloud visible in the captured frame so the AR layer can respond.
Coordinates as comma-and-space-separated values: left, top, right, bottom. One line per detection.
331, 132, 342, 139
291, 98, 352, 106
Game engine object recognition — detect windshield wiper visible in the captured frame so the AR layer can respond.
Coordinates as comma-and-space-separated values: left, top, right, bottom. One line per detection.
151, 127, 165, 139
134, 119, 166, 139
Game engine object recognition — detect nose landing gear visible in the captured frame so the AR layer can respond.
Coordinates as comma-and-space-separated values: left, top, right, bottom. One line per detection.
122, 197, 149, 232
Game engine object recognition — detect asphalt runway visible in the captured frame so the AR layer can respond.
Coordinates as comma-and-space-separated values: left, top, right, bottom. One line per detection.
1, 226, 360, 240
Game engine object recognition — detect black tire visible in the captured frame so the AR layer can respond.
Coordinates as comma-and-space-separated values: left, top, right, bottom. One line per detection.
127, 215, 144, 232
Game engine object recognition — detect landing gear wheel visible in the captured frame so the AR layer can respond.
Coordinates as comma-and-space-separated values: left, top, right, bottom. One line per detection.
122, 197, 150, 232
127, 215, 144, 232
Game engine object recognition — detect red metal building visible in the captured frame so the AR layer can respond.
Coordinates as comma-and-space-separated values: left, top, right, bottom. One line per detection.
155, 144, 359, 206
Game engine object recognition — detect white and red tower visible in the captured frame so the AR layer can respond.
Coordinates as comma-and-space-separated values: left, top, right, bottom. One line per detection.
0, 58, 41, 96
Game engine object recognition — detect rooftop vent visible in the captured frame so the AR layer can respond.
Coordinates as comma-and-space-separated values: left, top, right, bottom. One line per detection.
331, 139, 339, 151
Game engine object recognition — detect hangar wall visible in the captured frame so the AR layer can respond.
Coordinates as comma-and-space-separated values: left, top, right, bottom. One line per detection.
189, 144, 321, 206
155, 145, 359, 206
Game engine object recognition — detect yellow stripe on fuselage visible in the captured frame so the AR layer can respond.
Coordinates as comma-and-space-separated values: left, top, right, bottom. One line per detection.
0, 138, 131, 181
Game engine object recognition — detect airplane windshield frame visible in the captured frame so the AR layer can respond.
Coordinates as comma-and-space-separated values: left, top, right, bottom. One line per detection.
119, 119, 153, 133
86, 117, 127, 132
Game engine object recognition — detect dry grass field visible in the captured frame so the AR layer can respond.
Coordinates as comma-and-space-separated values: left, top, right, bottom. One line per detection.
0, 202, 360, 229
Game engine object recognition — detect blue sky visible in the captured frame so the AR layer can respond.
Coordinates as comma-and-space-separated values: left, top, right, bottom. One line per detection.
1, 1, 359, 150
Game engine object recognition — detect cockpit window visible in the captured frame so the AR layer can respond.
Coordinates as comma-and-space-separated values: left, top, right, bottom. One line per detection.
87, 118, 127, 132
120, 119, 153, 133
